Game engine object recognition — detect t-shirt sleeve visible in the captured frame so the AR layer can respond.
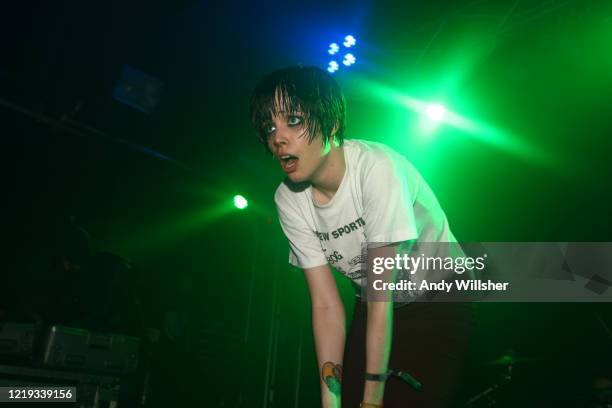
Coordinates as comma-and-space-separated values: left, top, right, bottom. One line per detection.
362, 158, 419, 243
275, 188, 328, 269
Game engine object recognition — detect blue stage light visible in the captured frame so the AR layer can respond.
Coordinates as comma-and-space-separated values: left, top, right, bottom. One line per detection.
328, 43, 340, 55
328, 61, 339, 73
342, 53, 356, 66
343, 35, 356, 48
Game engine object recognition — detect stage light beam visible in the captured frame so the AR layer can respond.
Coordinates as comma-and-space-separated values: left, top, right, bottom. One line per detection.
425, 104, 447, 122
233, 195, 248, 209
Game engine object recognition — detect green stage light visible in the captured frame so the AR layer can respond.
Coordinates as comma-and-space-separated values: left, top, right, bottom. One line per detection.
348, 74, 556, 167
425, 104, 446, 122
233, 195, 248, 209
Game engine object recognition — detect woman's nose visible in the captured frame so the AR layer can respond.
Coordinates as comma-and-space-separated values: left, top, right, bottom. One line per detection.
270, 128, 289, 149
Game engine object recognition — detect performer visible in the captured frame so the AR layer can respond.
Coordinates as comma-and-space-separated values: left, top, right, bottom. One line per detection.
250, 66, 470, 407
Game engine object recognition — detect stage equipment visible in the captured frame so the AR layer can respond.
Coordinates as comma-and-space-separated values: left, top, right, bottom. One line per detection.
112, 65, 163, 113
0, 323, 41, 364
326, 35, 358, 73
41, 325, 139, 376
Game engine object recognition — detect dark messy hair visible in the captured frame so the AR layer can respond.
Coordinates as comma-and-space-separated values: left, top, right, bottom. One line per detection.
249, 65, 346, 151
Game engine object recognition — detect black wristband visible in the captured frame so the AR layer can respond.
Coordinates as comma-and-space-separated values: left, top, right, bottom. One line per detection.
365, 372, 389, 382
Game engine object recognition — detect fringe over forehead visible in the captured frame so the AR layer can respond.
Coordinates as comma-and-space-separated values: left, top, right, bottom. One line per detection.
249, 66, 346, 150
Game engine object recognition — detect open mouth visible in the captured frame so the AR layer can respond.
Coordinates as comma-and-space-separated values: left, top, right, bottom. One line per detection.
279, 154, 299, 172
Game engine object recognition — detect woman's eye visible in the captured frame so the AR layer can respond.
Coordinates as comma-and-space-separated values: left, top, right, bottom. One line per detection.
264, 124, 276, 134
287, 116, 302, 126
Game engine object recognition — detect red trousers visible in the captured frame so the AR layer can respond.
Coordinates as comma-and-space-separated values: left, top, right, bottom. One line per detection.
342, 301, 473, 407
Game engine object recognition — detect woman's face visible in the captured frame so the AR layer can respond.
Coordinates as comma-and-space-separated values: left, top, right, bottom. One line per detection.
265, 110, 330, 184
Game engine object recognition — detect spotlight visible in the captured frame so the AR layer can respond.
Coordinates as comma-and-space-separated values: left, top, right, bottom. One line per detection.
327, 61, 339, 73
343, 35, 356, 48
425, 104, 446, 122
233, 195, 248, 210
324, 35, 358, 73
328, 43, 339, 55
343, 53, 356, 66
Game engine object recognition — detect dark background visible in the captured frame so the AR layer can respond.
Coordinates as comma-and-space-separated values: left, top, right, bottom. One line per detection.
1, 0, 611, 406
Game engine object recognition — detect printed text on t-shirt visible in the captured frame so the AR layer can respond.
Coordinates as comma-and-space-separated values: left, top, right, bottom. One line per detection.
315, 217, 366, 241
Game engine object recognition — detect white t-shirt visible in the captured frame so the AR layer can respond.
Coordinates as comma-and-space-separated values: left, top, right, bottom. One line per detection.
274, 139, 456, 288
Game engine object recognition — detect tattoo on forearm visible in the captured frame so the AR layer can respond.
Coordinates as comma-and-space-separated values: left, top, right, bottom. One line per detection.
321, 361, 343, 396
